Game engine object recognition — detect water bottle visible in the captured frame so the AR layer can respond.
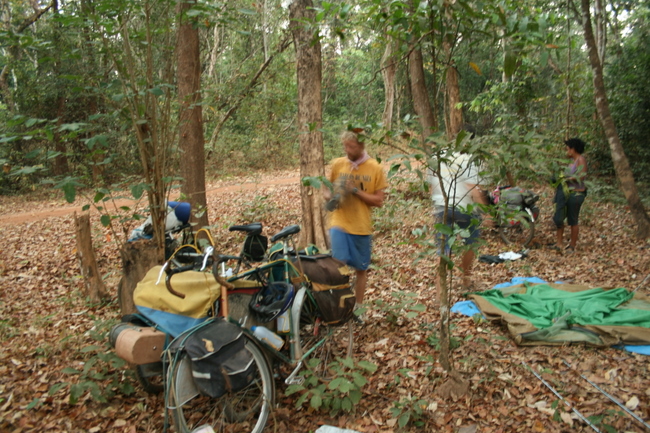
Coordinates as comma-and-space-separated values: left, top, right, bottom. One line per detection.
276, 310, 290, 334
251, 326, 284, 350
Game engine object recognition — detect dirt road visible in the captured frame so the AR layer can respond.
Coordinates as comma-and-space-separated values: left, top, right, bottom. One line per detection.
0, 175, 300, 227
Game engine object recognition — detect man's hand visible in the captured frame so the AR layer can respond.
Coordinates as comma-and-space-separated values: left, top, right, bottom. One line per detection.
345, 178, 356, 194
322, 186, 332, 201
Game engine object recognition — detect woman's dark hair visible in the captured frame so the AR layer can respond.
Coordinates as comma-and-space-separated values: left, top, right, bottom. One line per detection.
565, 138, 586, 154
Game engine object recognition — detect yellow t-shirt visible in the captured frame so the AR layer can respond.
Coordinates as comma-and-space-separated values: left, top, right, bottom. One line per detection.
328, 157, 388, 235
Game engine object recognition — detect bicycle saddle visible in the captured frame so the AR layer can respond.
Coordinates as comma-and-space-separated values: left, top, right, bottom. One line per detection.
229, 222, 263, 235
271, 224, 300, 243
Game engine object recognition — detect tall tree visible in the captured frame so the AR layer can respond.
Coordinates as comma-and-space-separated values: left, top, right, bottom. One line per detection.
178, 0, 209, 230
408, 45, 437, 141
381, 38, 397, 132
580, 0, 650, 239
289, 0, 328, 248
98, 0, 178, 259
443, 43, 463, 138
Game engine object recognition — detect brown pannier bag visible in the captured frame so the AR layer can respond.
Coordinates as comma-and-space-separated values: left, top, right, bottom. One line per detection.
294, 254, 356, 326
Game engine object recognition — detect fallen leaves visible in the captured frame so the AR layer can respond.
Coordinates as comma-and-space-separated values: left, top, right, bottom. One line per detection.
0, 170, 649, 432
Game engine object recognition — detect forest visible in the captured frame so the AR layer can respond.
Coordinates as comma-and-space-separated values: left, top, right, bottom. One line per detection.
0, 0, 649, 432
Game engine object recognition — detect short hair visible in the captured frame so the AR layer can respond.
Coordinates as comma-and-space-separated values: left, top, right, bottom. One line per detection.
340, 130, 363, 145
565, 138, 586, 154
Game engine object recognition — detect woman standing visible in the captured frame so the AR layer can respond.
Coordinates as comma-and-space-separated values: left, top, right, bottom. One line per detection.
553, 138, 588, 252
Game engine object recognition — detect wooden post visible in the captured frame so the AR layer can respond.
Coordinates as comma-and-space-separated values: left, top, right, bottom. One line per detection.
74, 212, 109, 303
117, 239, 160, 315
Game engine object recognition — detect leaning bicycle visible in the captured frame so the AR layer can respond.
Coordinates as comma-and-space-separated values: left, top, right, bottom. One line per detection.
489, 186, 541, 248
164, 224, 355, 432
112, 223, 355, 433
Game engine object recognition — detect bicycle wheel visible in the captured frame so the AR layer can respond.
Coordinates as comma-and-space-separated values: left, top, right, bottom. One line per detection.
292, 286, 354, 378
499, 213, 535, 248
166, 335, 274, 433
135, 362, 163, 394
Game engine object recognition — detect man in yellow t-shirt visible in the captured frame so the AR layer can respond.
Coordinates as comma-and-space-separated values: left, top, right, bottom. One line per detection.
323, 131, 388, 312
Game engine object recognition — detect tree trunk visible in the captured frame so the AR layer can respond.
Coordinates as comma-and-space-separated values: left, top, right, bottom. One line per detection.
178, 0, 209, 230
381, 39, 397, 132
74, 213, 109, 303
444, 42, 463, 138
289, 0, 328, 249
580, 0, 650, 239
117, 240, 160, 316
437, 260, 451, 371
408, 46, 436, 142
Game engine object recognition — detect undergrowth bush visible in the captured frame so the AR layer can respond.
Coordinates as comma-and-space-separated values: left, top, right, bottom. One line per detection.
390, 395, 431, 430
47, 319, 135, 405
285, 356, 377, 417
372, 291, 426, 325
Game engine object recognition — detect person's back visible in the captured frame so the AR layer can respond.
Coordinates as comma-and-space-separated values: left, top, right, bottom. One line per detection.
429, 153, 481, 211
429, 151, 487, 290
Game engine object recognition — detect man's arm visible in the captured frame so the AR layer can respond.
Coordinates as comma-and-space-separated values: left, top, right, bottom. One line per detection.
468, 183, 494, 227
468, 183, 489, 205
354, 188, 385, 208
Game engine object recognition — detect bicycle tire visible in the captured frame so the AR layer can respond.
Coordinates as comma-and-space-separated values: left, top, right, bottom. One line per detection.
292, 286, 354, 379
166, 335, 274, 433
499, 214, 535, 248
135, 362, 163, 394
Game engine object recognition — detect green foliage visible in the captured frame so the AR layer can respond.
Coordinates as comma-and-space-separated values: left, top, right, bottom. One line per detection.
238, 194, 282, 223
301, 175, 334, 192
47, 178, 156, 248
587, 409, 625, 433
47, 319, 135, 405
389, 395, 430, 430
285, 356, 377, 417
426, 329, 461, 352
374, 188, 427, 235
372, 291, 426, 324
0, 318, 19, 341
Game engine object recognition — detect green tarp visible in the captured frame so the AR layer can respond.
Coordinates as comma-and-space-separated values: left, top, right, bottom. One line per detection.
469, 283, 650, 346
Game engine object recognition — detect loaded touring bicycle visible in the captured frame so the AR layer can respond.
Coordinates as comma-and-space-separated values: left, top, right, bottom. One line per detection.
111, 221, 356, 433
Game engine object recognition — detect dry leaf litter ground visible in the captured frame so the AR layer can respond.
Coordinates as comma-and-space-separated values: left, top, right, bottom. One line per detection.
0, 168, 649, 433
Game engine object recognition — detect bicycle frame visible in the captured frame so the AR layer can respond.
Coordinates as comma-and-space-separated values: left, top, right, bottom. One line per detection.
221, 232, 337, 385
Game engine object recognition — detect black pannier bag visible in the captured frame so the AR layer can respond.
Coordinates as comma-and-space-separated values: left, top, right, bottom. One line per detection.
243, 234, 268, 262
294, 254, 356, 326
182, 318, 256, 398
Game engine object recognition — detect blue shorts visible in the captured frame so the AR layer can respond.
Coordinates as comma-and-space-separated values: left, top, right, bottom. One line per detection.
329, 227, 371, 271
435, 208, 481, 256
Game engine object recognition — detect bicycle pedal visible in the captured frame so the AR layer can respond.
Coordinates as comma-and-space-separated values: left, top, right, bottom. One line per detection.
284, 361, 304, 385
285, 376, 305, 386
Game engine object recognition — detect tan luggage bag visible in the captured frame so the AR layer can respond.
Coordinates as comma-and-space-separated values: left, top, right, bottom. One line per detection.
114, 326, 167, 365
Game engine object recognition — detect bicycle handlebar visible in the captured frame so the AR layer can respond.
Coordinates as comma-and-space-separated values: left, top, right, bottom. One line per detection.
164, 264, 193, 299
163, 251, 236, 299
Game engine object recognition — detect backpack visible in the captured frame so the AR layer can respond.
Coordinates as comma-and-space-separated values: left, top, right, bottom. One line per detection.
175, 318, 256, 398
294, 254, 356, 326
243, 234, 268, 262
500, 187, 539, 208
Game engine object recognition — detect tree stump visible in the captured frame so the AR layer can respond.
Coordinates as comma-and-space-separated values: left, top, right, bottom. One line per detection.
117, 239, 160, 316
74, 213, 109, 303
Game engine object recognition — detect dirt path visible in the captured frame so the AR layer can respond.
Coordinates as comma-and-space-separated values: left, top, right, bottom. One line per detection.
0, 175, 300, 227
